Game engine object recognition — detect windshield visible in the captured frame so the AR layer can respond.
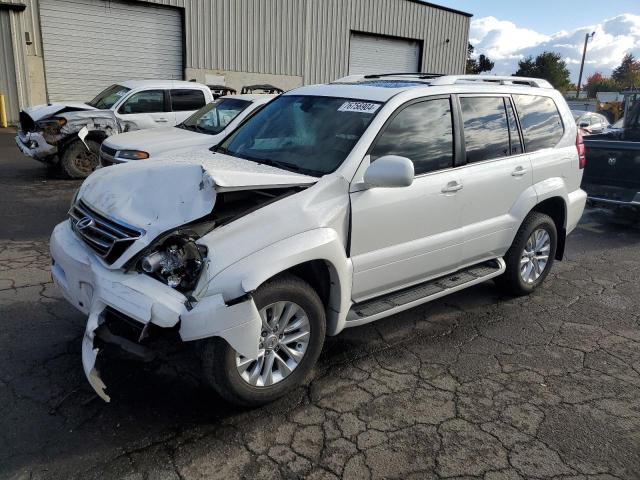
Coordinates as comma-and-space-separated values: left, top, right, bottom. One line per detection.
87, 84, 131, 109
218, 95, 382, 176
179, 98, 251, 135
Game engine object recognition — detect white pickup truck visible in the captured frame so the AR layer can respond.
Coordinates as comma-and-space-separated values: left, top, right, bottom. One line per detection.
15, 80, 213, 178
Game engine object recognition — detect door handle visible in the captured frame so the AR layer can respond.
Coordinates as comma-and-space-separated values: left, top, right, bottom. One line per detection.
156, 118, 169, 123
441, 181, 463, 193
511, 166, 527, 177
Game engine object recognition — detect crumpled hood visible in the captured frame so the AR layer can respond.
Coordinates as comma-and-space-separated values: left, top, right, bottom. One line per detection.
23, 102, 97, 121
78, 152, 317, 236
103, 126, 216, 156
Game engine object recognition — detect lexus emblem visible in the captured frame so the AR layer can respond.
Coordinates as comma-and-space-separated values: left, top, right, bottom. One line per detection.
76, 216, 94, 230
608, 157, 617, 166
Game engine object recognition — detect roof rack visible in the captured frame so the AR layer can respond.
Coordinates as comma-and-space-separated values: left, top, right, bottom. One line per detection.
363, 72, 445, 80
429, 75, 553, 89
334, 73, 442, 83
333, 73, 553, 89
208, 85, 237, 98
240, 84, 285, 94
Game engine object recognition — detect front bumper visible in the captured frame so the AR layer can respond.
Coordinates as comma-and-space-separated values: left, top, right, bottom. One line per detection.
50, 221, 262, 401
15, 130, 58, 161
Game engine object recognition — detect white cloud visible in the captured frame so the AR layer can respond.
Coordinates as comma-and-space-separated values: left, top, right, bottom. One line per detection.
470, 14, 640, 81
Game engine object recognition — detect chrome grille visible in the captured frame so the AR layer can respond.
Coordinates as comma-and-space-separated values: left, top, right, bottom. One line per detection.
69, 200, 144, 264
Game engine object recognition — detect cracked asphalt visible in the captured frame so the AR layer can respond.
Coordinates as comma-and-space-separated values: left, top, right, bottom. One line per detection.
1, 129, 640, 480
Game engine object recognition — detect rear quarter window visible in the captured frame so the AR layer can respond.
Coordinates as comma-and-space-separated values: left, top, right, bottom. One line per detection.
513, 94, 564, 152
170, 89, 207, 112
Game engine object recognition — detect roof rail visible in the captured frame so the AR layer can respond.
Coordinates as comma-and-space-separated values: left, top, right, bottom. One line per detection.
363, 72, 445, 79
333, 73, 443, 83
429, 75, 553, 89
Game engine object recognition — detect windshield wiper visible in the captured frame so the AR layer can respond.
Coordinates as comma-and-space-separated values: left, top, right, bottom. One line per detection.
212, 149, 322, 177
213, 145, 229, 154
177, 123, 199, 132
250, 157, 322, 177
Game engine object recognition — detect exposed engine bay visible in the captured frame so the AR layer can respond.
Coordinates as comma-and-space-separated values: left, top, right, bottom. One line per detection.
132, 186, 305, 294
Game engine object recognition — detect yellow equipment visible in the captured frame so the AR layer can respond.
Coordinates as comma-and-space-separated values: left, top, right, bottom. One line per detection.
0, 94, 7, 128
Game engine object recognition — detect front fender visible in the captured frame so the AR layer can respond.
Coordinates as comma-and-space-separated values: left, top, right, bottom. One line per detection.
206, 228, 353, 336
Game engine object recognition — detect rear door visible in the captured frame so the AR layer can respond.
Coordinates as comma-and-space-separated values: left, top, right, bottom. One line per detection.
116, 89, 175, 129
170, 89, 208, 124
456, 95, 532, 265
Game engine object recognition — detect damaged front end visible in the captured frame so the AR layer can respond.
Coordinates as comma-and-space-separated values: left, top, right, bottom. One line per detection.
52, 157, 317, 401
16, 106, 123, 163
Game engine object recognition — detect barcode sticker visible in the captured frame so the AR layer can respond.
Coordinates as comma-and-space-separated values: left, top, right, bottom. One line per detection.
338, 101, 380, 114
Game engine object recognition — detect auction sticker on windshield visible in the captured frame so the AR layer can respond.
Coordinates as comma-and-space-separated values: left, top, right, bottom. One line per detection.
338, 101, 380, 114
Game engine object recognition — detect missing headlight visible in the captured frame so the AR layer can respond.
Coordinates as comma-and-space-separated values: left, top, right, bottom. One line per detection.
139, 235, 207, 292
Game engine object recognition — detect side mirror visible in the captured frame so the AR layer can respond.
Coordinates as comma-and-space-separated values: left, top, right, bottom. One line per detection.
364, 155, 414, 188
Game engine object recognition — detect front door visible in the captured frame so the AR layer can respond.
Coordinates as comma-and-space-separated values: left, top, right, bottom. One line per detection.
116, 89, 176, 129
349, 97, 464, 302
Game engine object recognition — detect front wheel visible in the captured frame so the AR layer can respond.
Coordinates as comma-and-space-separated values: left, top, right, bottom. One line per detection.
495, 212, 557, 296
60, 139, 100, 178
201, 274, 326, 407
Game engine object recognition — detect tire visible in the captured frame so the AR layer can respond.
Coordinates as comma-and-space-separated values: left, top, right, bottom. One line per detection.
60, 139, 100, 179
495, 212, 557, 296
201, 273, 326, 407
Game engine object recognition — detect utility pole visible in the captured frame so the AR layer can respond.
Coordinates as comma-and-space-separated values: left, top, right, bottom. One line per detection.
576, 31, 595, 99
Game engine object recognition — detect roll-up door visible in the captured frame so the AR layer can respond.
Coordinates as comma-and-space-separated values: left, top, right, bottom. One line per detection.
349, 32, 421, 76
40, 0, 183, 103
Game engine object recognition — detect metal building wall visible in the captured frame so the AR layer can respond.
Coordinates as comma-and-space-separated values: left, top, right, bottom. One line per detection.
141, 0, 470, 83
303, 0, 470, 84
5, 0, 469, 114
0, 9, 20, 123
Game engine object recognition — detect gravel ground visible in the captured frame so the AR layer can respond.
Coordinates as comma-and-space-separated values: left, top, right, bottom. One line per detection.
1, 130, 639, 480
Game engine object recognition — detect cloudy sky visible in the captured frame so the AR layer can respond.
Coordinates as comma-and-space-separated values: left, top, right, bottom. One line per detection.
434, 0, 640, 81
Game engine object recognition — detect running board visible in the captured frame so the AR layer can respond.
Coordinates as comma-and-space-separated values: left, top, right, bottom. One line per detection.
345, 258, 506, 327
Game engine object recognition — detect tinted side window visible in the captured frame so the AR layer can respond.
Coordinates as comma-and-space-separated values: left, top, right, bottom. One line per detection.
513, 95, 564, 152
171, 89, 206, 111
120, 90, 165, 114
371, 98, 453, 175
506, 99, 523, 155
460, 96, 510, 163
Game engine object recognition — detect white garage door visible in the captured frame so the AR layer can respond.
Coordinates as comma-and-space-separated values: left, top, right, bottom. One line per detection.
40, 0, 183, 103
348, 33, 421, 76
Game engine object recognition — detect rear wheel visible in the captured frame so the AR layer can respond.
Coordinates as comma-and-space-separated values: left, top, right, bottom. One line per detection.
496, 212, 557, 296
60, 139, 99, 178
201, 274, 326, 407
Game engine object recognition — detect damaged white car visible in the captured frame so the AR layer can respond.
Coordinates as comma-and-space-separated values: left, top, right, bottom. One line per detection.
50, 74, 586, 406
16, 80, 213, 178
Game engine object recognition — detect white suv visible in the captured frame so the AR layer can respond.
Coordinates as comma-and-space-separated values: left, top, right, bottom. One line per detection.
49, 74, 587, 405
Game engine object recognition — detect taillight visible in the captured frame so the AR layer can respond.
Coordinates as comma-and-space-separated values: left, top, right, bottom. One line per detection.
576, 131, 586, 169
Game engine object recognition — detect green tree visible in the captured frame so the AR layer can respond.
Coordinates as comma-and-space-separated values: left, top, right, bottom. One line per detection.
466, 43, 494, 74
515, 52, 571, 91
611, 53, 640, 89
585, 72, 621, 98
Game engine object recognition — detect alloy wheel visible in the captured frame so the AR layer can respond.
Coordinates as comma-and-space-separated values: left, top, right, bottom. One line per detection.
235, 301, 310, 387
520, 228, 551, 284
